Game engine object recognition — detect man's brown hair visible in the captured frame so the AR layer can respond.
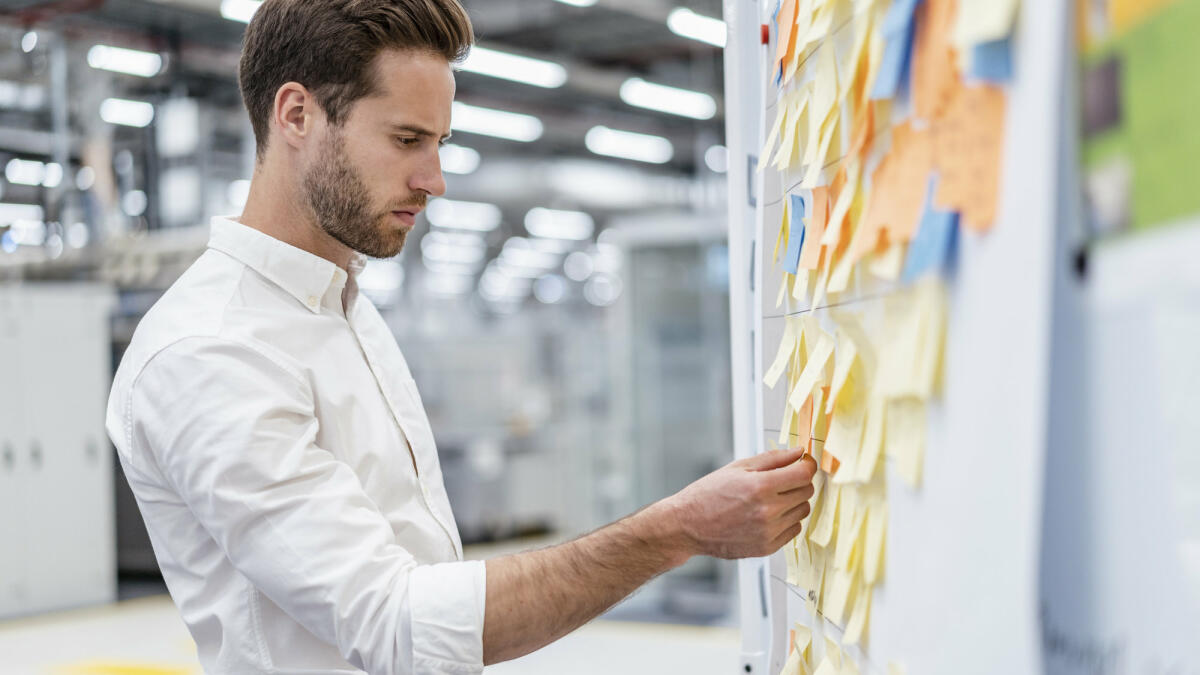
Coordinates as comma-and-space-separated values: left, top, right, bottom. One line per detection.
239, 0, 474, 157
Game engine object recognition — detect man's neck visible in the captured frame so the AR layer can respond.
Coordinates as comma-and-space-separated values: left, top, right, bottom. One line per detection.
237, 164, 355, 271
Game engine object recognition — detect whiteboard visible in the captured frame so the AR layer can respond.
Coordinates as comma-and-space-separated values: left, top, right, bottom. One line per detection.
1040, 218, 1200, 675
724, 1, 1070, 673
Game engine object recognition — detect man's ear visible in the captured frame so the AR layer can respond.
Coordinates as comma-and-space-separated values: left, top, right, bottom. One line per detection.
272, 82, 321, 151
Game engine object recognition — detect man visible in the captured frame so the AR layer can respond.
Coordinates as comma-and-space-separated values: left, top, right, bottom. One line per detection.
106, 1, 818, 673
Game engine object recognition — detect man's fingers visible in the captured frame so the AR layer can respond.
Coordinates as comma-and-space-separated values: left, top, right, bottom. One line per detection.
740, 447, 807, 472
778, 498, 813, 523
760, 453, 818, 493
776, 482, 815, 506
767, 519, 807, 553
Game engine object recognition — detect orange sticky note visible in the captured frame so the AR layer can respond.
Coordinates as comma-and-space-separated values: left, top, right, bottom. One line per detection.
796, 393, 815, 444
858, 122, 934, 258
799, 186, 830, 270
775, 0, 800, 77
932, 82, 1007, 231
912, 0, 960, 121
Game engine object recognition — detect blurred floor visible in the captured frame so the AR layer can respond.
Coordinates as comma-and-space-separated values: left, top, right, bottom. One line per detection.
0, 537, 739, 674
0, 595, 739, 675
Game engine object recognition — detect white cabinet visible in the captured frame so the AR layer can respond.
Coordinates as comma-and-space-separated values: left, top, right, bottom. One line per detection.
0, 283, 116, 619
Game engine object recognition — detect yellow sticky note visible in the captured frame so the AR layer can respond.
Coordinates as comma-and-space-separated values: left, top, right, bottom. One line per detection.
863, 502, 888, 585
842, 578, 872, 646
854, 394, 886, 482
823, 637, 843, 668
886, 396, 926, 489
788, 331, 835, 411
808, 482, 840, 547
822, 160, 860, 248
801, 112, 841, 189
780, 642, 805, 675
822, 568, 855, 625
954, 0, 1020, 48
826, 400, 865, 482
827, 329, 860, 414
760, 99, 788, 172
777, 273, 792, 309
868, 239, 906, 281
774, 197, 790, 265
792, 267, 814, 302
765, 319, 800, 389
887, 663, 908, 675
813, 657, 838, 675
912, 277, 948, 399
794, 623, 814, 662
834, 497, 866, 571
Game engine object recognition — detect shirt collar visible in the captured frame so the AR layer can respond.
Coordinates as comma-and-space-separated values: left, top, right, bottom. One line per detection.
207, 216, 366, 314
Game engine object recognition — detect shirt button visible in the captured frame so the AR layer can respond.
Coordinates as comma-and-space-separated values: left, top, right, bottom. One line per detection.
307, 295, 319, 307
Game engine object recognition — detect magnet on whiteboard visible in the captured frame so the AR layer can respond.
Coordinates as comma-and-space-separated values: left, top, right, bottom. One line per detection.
761, 24, 769, 45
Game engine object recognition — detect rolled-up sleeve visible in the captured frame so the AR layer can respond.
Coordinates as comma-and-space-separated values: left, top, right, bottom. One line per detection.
127, 336, 486, 675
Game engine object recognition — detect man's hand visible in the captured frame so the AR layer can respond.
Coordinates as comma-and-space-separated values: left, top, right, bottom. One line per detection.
665, 447, 818, 560
482, 447, 818, 665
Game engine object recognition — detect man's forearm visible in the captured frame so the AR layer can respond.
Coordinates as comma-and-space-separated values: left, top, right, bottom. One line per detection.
482, 499, 691, 665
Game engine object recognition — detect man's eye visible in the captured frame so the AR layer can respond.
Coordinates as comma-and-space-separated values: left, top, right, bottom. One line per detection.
397, 137, 420, 146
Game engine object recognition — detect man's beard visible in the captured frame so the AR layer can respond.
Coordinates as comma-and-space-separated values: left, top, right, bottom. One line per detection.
302, 130, 424, 259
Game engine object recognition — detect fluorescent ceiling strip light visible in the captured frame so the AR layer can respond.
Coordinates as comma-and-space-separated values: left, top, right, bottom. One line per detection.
87, 45, 163, 78
220, 0, 262, 23
427, 198, 502, 231
667, 8, 727, 48
460, 46, 567, 89
100, 98, 155, 127
439, 144, 481, 175
553, 0, 598, 6
619, 77, 717, 120
525, 207, 595, 241
451, 102, 543, 142
585, 126, 674, 164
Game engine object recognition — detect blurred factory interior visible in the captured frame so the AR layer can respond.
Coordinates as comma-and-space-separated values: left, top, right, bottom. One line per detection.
0, 0, 740, 672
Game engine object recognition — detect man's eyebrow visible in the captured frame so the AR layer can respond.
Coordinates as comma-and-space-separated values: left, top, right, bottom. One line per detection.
389, 124, 452, 142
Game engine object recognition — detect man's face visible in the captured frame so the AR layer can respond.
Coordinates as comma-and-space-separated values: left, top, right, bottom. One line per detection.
302, 50, 454, 259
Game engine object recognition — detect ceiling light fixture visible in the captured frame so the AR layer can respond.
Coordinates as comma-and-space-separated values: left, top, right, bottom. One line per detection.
667, 8, 727, 48
619, 77, 717, 120
525, 207, 595, 241
220, 0, 262, 23
439, 144, 482, 175
585, 126, 674, 164
100, 98, 155, 127
460, 46, 568, 89
451, 102, 543, 142
426, 198, 503, 231
87, 45, 163, 78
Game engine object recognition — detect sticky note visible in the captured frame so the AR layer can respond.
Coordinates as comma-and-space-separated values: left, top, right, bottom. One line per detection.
840, 658, 861, 675
868, 239, 906, 282
781, 641, 804, 675
833, 499, 866, 570
863, 502, 888, 585
775, 0, 801, 75
954, 0, 1019, 49
826, 329, 860, 414
787, 330, 834, 411
800, 186, 830, 270
813, 657, 838, 675
911, 0, 960, 120
794, 623, 813, 662
971, 36, 1013, 82
842, 581, 872, 646
824, 637, 843, 668
888, 664, 908, 675
808, 482, 840, 547
822, 568, 855, 625
870, 0, 921, 100
821, 162, 860, 249
886, 396, 926, 488
854, 396, 886, 482
902, 177, 959, 283
932, 82, 1007, 231
764, 319, 799, 388
784, 194, 807, 273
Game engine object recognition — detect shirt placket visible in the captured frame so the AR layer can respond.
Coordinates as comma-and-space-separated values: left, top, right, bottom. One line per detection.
345, 308, 462, 559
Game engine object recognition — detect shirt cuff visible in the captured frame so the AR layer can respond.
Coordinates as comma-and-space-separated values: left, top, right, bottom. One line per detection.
408, 559, 487, 674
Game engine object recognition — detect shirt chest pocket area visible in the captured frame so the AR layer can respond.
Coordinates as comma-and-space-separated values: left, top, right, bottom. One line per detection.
379, 376, 444, 485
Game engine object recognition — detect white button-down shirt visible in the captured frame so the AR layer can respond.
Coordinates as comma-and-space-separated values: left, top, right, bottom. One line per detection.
106, 217, 486, 675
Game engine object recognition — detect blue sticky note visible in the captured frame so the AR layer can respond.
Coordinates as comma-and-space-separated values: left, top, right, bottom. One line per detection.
881, 0, 922, 35
902, 178, 959, 283
871, 0, 922, 100
971, 37, 1013, 82
774, 62, 784, 87
783, 194, 806, 274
